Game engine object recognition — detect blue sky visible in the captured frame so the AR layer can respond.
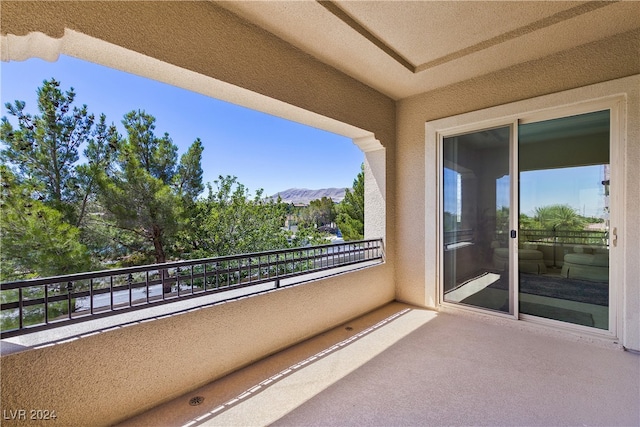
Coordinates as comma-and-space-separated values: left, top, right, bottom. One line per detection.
519, 166, 606, 218
1, 55, 363, 197
445, 164, 607, 220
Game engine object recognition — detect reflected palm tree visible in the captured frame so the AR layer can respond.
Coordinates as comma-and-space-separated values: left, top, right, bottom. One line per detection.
534, 204, 586, 231
533, 204, 588, 267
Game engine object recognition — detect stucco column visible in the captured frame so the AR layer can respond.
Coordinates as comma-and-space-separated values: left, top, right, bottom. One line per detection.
353, 134, 385, 242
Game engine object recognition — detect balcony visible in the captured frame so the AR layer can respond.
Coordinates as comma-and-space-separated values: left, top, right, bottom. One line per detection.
118, 303, 639, 427
2, 252, 638, 426
2, 2, 640, 426
1, 240, 396, 426
1, 239, 384, 340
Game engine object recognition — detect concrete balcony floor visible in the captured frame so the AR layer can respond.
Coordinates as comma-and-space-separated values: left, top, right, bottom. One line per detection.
119, 302, 639, 427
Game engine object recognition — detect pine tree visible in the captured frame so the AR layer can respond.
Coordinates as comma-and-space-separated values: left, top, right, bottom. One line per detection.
0, 79, 109, 277
337, 163, 364, 241
0, 78, 95, 224
96, 111, 179, 265
174, 138, 204, 202
0, 166, 91, 280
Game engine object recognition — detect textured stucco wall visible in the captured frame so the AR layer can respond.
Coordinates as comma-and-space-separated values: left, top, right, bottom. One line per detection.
364, 149, 387, 241
395, 30, 640, 348
0, 2, 397, 426
1, 266, 394, 427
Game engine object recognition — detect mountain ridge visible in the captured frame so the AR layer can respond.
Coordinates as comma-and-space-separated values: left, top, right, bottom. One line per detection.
269, 187, 347, 205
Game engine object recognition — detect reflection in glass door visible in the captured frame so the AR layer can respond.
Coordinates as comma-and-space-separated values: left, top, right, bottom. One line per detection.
440, 110, 611, 330
442, 126, 512, 313
518, 111, 610, 329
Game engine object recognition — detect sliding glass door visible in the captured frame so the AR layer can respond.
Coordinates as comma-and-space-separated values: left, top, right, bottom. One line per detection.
441, 110, 611, 330
441, 125, 514, 314
518, 111, 610, 329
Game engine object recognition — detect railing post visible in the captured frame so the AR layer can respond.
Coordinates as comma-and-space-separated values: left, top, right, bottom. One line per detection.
44, 284, 49, 323
89, 279, 94, 314
67, 281, 73, 319
176, 267, 181, 297
552, 226, 558, 268
190, 265, 194, 293
161, 267, 172, 296
128, 273, 133, 307
18, 287, 23, 330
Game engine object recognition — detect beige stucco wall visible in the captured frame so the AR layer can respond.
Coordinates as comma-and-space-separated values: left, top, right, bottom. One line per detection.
364, 148, 387, 241
1, 266, 394, 427
1, 2, 398, 426
395, 31, 640, 349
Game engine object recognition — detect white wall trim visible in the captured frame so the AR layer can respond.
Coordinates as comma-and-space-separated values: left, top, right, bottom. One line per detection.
354, 134, 383, 152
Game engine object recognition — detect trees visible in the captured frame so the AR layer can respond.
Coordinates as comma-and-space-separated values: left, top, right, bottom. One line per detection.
337, 163, 364, 241
0, 79, 99, 279
174, 138, 204, 202
1, 78, 96, 225
0, 80, 207, 277
2, 77, 362, 282
515, 204, 593, 246
306, 197, 336, 229
0, 166, 91, 280
289, 222, 330, 247
95, 110, 204, 265
184, 176, 289, 257
75, 114, 120, 228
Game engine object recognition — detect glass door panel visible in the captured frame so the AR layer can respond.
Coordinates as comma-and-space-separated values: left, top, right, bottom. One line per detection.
518, 110, 610, 329
442, 126, 511, 313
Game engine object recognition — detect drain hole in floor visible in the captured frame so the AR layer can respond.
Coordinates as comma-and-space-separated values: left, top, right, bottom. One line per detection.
189, 396, 205, 406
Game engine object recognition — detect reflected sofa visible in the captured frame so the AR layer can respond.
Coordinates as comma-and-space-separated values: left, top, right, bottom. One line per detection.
561, 246, 609, 282
493, 243, 547, 274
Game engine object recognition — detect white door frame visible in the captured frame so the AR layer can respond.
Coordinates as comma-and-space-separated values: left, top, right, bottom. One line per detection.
431, 90, 625, 339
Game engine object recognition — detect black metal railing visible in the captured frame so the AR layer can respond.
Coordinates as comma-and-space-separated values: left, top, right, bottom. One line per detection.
0, 239, 383, 338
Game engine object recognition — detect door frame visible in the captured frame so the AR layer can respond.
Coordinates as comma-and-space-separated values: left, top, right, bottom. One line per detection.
432, 94, 624, 338
437, 120, 519, 320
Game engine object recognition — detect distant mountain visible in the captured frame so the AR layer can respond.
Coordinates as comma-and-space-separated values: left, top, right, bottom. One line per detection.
270, 188, 347, 205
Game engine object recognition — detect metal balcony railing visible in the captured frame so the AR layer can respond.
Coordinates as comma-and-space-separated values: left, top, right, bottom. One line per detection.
0, 239, 384, 338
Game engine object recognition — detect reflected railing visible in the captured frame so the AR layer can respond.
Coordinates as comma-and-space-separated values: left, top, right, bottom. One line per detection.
444, 229, 474, 249
0, 239, 384, 338
443, 229, 607, 252
520, 228, 608, 247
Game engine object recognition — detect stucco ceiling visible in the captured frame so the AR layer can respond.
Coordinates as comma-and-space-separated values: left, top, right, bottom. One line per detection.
217, 1, 640, 100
